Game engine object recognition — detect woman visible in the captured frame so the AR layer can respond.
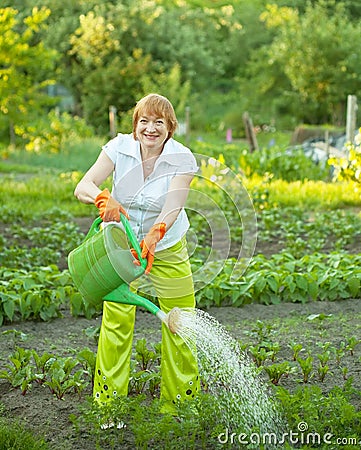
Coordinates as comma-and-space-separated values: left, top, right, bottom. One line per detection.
74, 93, 199, 417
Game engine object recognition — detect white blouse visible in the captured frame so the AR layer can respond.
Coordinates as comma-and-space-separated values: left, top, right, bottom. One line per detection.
103, 133, 198, 251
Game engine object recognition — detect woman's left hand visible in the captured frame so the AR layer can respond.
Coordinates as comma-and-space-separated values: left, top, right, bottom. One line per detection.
131, 222, 166, 274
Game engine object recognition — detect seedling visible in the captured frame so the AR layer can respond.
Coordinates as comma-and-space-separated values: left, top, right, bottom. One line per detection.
77, 347, 96, 387
317, 364, 330, 382
263, 362, 291, 385
346, 336, 360, 356
317, 350, 330, 367
290, 343, 304, 361
341, 366, 349, 380
332, 342, 346, 365
44, 357, 88, 399
297, 355, 314, 383
0, 347, 35, 395
248, 345, 272, 367
32, 350, 55, 385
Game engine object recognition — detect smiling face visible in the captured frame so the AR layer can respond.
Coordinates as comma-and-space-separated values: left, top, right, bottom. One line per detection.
135, 113, 170, 154
132, 94, 178, 153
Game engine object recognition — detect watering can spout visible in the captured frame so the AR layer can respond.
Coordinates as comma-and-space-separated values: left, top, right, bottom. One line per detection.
154, 308, 181, 334
104, 286, 181, 334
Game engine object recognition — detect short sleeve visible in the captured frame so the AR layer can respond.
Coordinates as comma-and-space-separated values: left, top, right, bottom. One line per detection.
175, 152, 199, 175
102, 134, 125, 164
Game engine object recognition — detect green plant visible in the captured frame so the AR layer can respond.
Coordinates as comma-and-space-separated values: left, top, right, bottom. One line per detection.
346, 336, 360, 356
0, 347, 35, 395
248, 345, 272, 367
44, 357, 88, 399
276, 379, 361, 444
77, 347, 96, 387
290, 343, 304, 361
317, 363, 330, 382
32, 350, 55, 385
129, 339, 161, 395
316, 349, 330, 368
263, 362, 291, 385
0, 418, 49, 450
297, 355, 314, 383
0, 266, 79, 324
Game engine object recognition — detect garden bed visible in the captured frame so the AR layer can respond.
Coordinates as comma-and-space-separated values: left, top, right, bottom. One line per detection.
0, 296, 360, 449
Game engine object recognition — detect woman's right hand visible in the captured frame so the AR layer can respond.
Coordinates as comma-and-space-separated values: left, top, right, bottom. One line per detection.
95, 188, 129, 222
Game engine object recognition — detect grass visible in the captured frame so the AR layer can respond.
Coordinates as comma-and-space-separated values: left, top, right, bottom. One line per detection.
2, 137, 104, 173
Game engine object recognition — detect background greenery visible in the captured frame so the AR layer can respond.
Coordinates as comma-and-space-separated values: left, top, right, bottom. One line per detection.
1, 0, 361, 147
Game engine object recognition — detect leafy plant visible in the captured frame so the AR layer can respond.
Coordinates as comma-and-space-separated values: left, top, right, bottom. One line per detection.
346, 336, 360, 356
297, 355, 314, 383
317, 363, 330, 382
290, 342, 304, 361
276, 379, 361, 442
43, 357, 88, 399
263, 362, 291, 385
0, 347, 35, 395
0, 266, 78, 324
129, 339, 161, 396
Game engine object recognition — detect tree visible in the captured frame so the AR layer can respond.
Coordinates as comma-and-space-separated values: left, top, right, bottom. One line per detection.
0, 7, 58, 145
250, 0, 361, 125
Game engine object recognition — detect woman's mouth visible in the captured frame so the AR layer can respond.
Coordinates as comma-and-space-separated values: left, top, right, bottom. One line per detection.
144, 133, 158, 140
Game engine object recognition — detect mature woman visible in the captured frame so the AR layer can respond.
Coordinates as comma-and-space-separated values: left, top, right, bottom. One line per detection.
74, 93, 199, 418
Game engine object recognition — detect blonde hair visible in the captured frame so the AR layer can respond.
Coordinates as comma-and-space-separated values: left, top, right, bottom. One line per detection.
132, 94, 178, 139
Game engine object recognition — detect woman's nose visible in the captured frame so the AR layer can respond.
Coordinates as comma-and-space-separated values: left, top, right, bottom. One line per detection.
146, 122, 156, 132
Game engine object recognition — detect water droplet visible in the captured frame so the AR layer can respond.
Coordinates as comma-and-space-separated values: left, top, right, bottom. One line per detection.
176, 308, 286, 437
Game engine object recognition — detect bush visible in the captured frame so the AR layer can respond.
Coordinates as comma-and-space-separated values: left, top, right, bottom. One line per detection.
14, 111, 94, 154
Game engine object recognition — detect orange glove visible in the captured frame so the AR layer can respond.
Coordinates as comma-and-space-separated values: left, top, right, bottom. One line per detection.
132, 223, 166, 274
94, 188, 129, 222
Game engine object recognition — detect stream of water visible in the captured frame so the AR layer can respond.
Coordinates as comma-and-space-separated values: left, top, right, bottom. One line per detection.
175, 308, 286, 443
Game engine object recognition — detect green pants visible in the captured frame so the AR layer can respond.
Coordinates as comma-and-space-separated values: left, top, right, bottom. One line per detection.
93, 237, 199, 413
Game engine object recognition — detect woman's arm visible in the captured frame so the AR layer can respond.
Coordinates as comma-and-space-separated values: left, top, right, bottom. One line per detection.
74, 150, 115, 204
155, 173, 194, 230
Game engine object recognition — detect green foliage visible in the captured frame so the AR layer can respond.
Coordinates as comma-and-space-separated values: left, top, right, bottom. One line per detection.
0, 7, 59, 145
0, 417, 49, 450
2, 1, 361, 137
0, 347, 91, 399
14, 111, 94, 154
277, 380, 361, 446
0, 266, 77, 325
239, 146, 330, 181
257, 206, 361, 254
249, 0, 361, 124
194, 252, 361, 308
129, 339, 161, 396
44, 357, 87, 399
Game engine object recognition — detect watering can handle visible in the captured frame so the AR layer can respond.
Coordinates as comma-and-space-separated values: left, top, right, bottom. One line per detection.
84, 215, 146, 269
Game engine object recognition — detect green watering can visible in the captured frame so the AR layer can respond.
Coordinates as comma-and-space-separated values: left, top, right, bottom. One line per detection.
68, 215, 176, 326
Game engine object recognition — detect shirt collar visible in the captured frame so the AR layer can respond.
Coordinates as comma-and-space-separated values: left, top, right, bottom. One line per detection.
119, 134, 190, 167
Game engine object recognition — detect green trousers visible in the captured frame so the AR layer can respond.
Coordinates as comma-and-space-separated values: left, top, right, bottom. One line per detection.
93, 237, 199, 413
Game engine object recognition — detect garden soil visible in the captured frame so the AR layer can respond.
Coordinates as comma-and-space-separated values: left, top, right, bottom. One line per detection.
1, 217, 361, 449
1, 298, 360, 449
